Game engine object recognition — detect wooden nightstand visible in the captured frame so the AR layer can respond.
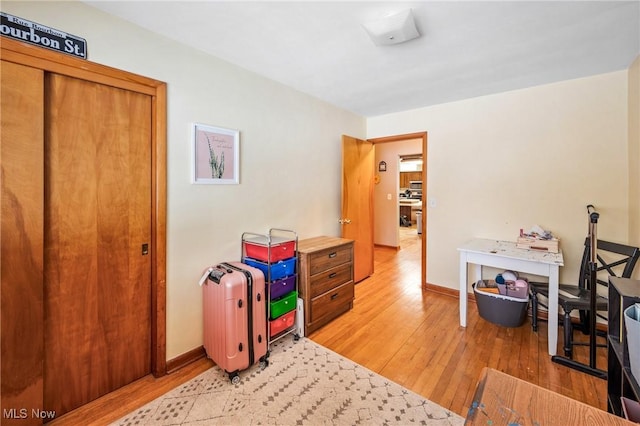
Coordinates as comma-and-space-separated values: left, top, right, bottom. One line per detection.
297, 236, 354, 335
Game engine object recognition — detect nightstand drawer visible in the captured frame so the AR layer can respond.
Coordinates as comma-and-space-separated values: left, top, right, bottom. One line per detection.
308, 244, 352, 275
310, 281, 354, 322
310, 263, 352, 298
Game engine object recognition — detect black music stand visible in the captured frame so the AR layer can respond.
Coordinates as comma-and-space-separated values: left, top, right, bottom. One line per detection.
551, 205, 607, 379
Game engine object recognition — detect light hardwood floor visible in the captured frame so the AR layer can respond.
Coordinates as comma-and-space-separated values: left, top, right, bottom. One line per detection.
312, 226, 607, 415
51, 226, 609, 424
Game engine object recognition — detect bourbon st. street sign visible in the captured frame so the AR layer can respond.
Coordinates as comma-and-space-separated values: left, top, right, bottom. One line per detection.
1, 12, 87, 59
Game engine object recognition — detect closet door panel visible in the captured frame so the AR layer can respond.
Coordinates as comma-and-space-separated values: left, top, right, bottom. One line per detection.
0, 61, 45, 424
44, 73, 152, 415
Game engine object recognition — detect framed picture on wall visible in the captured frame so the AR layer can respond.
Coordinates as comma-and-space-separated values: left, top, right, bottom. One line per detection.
192, 123, 240, 184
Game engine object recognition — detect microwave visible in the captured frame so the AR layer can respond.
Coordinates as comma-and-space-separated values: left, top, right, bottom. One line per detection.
409, 181, 422, 190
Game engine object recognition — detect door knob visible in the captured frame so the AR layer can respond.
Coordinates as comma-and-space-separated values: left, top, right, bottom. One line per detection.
338, 218, 351, 224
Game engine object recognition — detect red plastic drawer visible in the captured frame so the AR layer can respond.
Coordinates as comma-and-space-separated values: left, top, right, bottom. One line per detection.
269, 310, 296, 337
244, 237, 295, 262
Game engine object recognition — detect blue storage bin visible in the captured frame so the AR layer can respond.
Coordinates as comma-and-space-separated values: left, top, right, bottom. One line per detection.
243, 257, 296, 281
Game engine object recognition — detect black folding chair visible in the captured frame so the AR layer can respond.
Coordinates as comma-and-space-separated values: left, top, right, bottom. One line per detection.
531, 238, 640, 357
529, 206, 640, 378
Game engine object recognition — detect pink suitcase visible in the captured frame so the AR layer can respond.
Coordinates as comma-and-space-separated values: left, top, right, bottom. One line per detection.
201, 262, 268, 383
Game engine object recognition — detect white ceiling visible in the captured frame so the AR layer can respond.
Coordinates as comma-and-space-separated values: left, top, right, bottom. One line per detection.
85, 1, 640, 117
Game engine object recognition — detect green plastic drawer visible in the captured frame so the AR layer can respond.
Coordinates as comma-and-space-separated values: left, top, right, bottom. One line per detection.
270, 291, 297, 319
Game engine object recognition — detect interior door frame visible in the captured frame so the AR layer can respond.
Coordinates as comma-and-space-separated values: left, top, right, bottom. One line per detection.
1, 36, 167, 384
368, 132, 427, 289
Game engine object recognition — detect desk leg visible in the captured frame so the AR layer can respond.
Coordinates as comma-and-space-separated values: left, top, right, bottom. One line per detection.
459, 252, 468, 327
547, 266, 559, 356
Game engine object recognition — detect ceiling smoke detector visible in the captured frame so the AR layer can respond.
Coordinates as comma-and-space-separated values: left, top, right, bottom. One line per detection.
362, 9, 420, 46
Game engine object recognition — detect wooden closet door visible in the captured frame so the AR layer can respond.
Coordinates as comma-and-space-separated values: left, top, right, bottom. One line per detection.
44, 73, 152, 415
1, 61, 45, 423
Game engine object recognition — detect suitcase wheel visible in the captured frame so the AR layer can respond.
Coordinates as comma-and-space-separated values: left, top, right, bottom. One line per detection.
229, 372, 240, 385
260, 353, 270, 369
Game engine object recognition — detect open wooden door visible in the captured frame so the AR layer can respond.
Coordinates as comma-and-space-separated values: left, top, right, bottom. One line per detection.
341, 135, 375, 283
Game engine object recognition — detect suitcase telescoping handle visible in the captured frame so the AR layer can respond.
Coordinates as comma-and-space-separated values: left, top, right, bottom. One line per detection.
198, 265, 232, 286
198, 267, 213, 286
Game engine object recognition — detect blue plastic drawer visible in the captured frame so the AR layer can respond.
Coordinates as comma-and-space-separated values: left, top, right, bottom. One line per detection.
243, 257, 296, 281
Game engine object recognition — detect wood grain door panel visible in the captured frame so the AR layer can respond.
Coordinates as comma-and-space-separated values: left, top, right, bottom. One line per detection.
44, 74, 152, 415
1, 38, 166, 423
341, 135, 374, 282
0, 61, 45, 424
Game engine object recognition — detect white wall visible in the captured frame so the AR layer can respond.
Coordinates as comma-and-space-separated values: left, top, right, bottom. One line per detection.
368, 71, 630, 289
3, 1, 366, 359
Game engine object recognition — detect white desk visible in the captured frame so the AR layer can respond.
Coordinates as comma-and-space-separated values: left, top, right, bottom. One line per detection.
458, 238, 564, 356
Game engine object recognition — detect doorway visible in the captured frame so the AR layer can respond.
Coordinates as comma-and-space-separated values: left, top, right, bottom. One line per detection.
399, 154, 423, 240
370, 132, 427, 289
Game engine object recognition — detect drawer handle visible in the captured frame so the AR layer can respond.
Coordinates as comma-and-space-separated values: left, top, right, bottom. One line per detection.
328, 272, 337, 279
331, 293, 339, 300
329, 252, 337, 258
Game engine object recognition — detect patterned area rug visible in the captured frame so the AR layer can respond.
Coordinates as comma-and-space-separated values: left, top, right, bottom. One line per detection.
112, 337, 464, 425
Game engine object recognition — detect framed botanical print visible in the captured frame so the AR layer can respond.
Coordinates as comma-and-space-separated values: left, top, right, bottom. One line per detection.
192, 123, 239, 184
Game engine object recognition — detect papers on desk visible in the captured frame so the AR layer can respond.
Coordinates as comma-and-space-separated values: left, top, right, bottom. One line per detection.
517, 225, 560, 253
